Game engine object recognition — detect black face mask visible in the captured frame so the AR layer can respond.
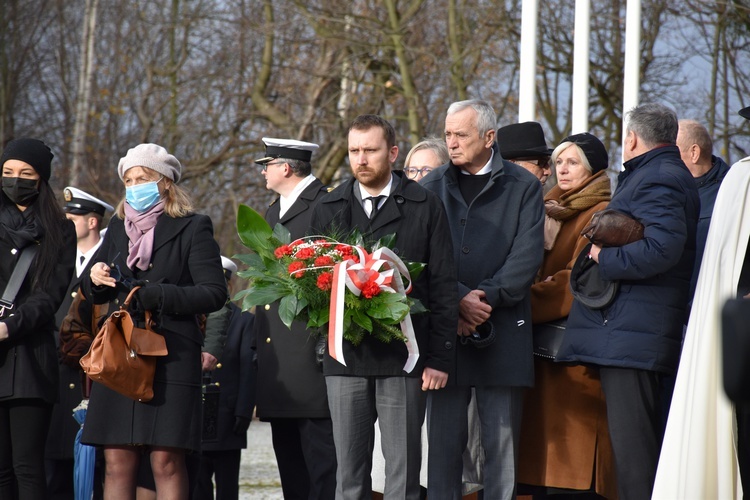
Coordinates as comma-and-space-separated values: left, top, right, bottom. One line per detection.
2, 177, 40, 206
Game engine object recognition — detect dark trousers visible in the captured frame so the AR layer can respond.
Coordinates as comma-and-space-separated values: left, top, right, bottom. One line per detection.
270, 417, 337, 500
193, 450, 241, 500
599, 367, 663, 500
45, 458, 74, 500
0, 398, 53, 500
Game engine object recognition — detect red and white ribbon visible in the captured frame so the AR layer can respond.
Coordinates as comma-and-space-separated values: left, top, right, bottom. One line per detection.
327, 246, 419, 373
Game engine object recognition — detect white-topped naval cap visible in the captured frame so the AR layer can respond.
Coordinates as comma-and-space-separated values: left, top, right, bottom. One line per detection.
255, 137, 319, 164
63, 187, 115, 216
220, 256, 238, 274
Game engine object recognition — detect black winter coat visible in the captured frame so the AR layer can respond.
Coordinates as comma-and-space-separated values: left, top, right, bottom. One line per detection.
0, 210, 76, 403
253, 178, 332, 419
202, 303, 256, 451
310, 171, 458, 378
83, 213, 227, 343
421, 147, 545, 387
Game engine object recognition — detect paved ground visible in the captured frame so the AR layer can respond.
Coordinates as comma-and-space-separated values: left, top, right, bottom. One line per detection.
238, 419, 283, 499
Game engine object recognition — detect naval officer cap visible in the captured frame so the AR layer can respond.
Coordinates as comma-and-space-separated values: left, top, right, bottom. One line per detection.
63, 186, 115, 215
255, 137, 319, 164
63, 187, 115, 216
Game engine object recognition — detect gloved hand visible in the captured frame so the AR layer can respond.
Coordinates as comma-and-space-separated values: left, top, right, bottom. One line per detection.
135, 285, 162, 312
232, 416, 251, 435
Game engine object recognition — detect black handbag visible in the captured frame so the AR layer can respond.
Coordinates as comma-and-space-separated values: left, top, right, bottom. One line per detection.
532, 319, 567, 360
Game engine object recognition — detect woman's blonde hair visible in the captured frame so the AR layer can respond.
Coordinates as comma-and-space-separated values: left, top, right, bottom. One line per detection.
550, 142, 593, 175
115, 170, 194, 218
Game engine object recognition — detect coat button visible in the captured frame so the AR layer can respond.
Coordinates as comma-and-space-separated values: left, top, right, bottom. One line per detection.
148, 263, 153, 269
462, 246, 470, 254
71, 291, 77, 299
216, 363, 222, 369
266, 337, 271, 343
69, 383, 76, 389
264, 304, 271, 311
114, 298, 119, 305
444, 341, 453, 350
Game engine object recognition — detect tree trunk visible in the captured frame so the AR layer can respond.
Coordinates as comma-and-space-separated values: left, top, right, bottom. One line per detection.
70, 0, 99, 185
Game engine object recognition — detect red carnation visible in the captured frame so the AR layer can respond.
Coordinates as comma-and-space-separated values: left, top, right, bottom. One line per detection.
361, 281, 381, 299
317, 272, 333, 291
294, 247, 315, 260
314, 255, 334, 267
288, 261, 305, 278
336, 244, 352, 255
274, 245, 293, 258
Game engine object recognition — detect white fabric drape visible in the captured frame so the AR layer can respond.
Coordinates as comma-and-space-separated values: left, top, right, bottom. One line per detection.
652, 158, 750, 499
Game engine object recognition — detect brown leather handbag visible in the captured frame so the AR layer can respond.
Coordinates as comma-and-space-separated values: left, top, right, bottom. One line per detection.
79, 287, 168, 402
581, 209, 645, 247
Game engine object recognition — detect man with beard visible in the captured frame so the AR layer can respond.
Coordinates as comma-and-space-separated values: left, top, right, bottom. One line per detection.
310, 114, 457, 500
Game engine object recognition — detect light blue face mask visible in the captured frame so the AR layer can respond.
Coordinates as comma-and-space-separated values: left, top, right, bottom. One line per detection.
126, 177, 162, 212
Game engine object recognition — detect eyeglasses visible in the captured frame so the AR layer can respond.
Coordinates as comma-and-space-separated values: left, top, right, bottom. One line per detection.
261, 161, 286, 172
511, 158, 550, 168
404, 166, 433, 179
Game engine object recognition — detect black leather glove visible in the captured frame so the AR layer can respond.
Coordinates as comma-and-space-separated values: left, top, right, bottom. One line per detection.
135, 285, 162, 311
232, 416, 251, 435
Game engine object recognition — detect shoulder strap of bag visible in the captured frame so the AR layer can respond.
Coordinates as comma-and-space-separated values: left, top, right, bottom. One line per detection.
0, 244, 40, 313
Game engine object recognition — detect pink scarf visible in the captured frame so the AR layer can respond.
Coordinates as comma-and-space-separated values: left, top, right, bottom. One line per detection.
124, 201, 165, 271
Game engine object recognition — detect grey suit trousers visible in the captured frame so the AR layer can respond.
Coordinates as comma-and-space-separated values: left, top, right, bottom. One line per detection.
326, 375, 426, 500
427, 385, 524, 500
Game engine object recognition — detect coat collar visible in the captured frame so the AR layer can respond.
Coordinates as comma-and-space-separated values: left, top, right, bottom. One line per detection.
109, 214, 193, 263
622, 144, 680, 173
694, 155, 731, 189
278, 178, 325, 224
321, 171, 427, 232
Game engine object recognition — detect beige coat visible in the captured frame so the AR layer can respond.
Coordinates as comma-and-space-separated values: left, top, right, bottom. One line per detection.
518, 172, 617, 499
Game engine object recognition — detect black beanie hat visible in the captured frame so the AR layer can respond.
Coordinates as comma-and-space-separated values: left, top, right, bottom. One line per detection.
561, 132, 609, 174
0, 138, 54, 182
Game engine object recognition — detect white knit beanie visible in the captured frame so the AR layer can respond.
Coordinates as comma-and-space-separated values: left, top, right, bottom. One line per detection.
117, 143, 182, 183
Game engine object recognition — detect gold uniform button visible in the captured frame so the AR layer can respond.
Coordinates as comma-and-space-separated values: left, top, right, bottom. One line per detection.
264, 304, 270, 311
216, 363, 222, 369
69, 383, 76, 389
114, 298, 120, 305
266, 337, 271, 344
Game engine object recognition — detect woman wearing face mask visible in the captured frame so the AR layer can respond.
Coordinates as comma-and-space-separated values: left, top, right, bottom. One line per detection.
81, 143, 227, 498
0, 138, 76, 499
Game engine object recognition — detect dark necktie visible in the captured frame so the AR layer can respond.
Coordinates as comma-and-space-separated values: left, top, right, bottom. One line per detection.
80, 255, 85, 265
366, 195, 386, 220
